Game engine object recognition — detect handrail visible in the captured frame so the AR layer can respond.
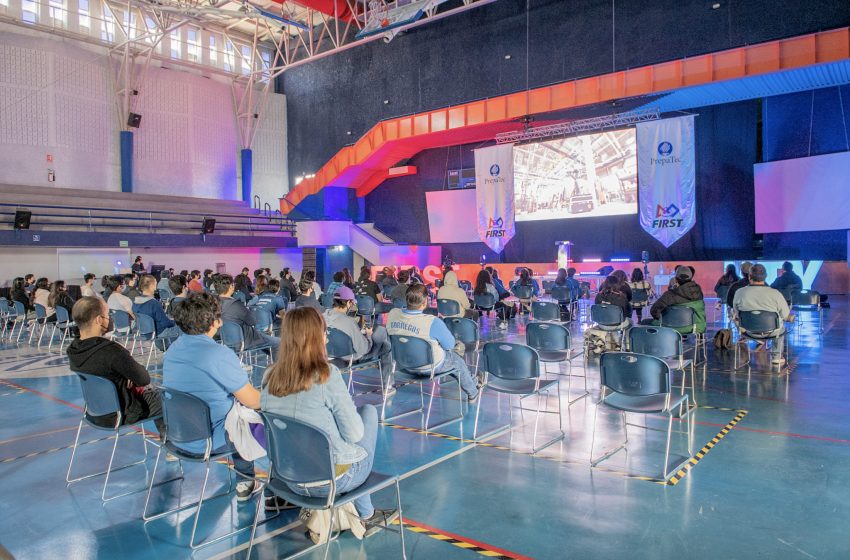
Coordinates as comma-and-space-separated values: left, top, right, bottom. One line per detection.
253, 194, 261, 209
264, 202, 271, 216
0, 202, 296, 224
0, 219, 294, 234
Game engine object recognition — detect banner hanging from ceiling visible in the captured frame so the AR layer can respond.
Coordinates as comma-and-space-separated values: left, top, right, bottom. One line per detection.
636, 115, 696, 248
474, 144, 516, 253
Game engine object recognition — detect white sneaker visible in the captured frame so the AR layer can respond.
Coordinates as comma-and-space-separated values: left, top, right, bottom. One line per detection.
498, 321, 508, 330
236, 480, 260, 502
771, 356, 786, 365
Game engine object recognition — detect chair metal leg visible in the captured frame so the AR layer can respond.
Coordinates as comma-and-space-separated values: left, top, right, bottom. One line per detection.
395, 480, 407, 559
48, 324, 57, 352
662, 412, 674, 480
590, 407, 629, 468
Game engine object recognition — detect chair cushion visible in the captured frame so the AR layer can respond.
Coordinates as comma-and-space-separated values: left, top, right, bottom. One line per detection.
661, 357, 692, 371
602, 393, 678, 413
393, 369, 456, 383
487, 377, 558, 395
536, 350, 570, 363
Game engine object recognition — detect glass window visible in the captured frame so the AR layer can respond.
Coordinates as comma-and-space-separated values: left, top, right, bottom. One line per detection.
208, 34, 218, 66
170, 28, 181, 58
187, 27, 201, 63
101, 5, 115, 41
22, 0, 38, 23
78, 0, 90, 31
240, 44, 252, 75
143, 15, 157, 44
49, 0, 67, 27
223, 41, 234, 72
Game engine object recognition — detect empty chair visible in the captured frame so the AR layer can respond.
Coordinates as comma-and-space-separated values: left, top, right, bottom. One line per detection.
474, 342, 564, 453
246, 413, 406, 559
6, 300, 29, 343
735, 310, 789, 370
443, 317, 481, 374
383, 335, 463, 431
591, 352, 692, 480
29, 303, 49, 348
111, 309, 134, 348
660, 306, 707, 364
541, 280, 555, 292
627, 326, 696, 410
791, 290, 823, 333
549, 285, 577, 321
437, 298, 461, 318
66, 371, 163, 501
531, 301, 561, 322
326, 327, 384, 394
588, 303, 627, 352
525, 322, 587, 402
49, 306, 75, 353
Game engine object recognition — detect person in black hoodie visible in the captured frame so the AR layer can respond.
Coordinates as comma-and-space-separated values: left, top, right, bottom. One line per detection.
726, 262, 752, 307
645, 266, 707, 334
66, 297, 163, 431
595, 274, 631, 322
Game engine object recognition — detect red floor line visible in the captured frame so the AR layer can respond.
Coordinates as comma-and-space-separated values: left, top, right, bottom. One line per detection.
402, 517, 535, 560
0, 379, 84, 411
0, 425, 77, 446
694, 420, 850, 445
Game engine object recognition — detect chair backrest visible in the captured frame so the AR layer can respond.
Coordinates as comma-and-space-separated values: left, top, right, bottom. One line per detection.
356, 295, 375, 315
531, 301, 560, 321
437, 298, 460, 317
260, 412, 335, 487
660, 306, 695, 330
136, 313, 156, 338
160, 387, 213, 445
74, 371, 121, 418
739, 310, 782, 333
591, 303, 624, 326
482, 342, 540, 380
34, 303, 46, 320
627, 326, 681, 359
381, 284, 395, 298
542, 280, 555, 292
442, 317, 479, 346
11, 300, 25, 316
252, 308, 274, 332
513, 285, 533, 299
326, 327, 355, 360
320, 292, 334, 309
389, 335, 435, 371
600, 352, 670, 397
111, 309, 132, 332
220, 321, 245, 352
715, 285, 730, 303
549, 285, 571, 302
631, 288, 649, 305
792, 290, 820, 307
525, 322, 570, 352
54, 306, 70, 324
473, 293, 496, 309
392, 297, 406, 309
158, 287, 174, 301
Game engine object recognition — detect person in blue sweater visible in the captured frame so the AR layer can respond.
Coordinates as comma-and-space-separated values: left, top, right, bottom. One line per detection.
132, 275, 182, 340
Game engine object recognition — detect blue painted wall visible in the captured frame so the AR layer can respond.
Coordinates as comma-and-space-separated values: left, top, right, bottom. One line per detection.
278, 0, 850, 188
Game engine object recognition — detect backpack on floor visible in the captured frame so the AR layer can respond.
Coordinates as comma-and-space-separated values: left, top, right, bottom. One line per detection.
714, 328, 733, 350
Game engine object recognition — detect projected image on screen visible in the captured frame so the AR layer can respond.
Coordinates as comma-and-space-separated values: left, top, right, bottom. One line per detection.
513, 129, 638, 222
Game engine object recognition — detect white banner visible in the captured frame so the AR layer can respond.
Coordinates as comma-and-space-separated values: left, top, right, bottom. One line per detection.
636, 115, 696, 248
474, 144, 515, 253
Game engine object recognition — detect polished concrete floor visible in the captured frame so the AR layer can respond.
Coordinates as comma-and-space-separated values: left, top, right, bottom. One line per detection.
0, 298, 848, 559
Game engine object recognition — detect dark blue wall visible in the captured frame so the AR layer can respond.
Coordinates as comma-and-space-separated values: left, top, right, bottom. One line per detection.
762, 85, 850, 260
279, 0, 850, 187
366, 102, 760, 262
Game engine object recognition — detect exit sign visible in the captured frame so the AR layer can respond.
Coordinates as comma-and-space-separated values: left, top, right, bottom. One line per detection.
119, 240, 128, 247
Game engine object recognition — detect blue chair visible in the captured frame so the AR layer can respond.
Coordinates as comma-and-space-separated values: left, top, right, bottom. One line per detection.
525, 322, 587, 403
356, 295, 376, 327
49, 306, 75, 353
531, 301, 560, 322
443, 317, 481, 374
326, 327, 384, 394
475, 342, 563, 453
143, 387, 263, 549
512, 285, 533, 300
541, 280, 555, 293
220, 320, 247, 358
233, 290, 248, 303
792, 290, 823, 334
66, 371, 164, 501
251, 307, 274, 334
735, 310, 788, 370
550, 285, 577, 321
627, 326, 696, 411
320, 292, 334, 309
391, 297, 406, 309
631, 288, 649, 308
7, 300, 28, 343
246, 413, 405, 560
29, 303, 49, 348
660, 306, 707, 364
111, 309, 134, 348
133, 313, 160, 368
589, 303, 627, 352
437, 298, 461, 318
381, 284, 395, 299
0, 298, 15, 341
157, 287, 174, 308
591, 352, 692, 480
383, 335, 464, 431
473, 292, 496, 314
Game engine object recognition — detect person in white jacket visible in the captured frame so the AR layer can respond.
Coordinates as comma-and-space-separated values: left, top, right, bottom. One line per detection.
437, 271, 478, 320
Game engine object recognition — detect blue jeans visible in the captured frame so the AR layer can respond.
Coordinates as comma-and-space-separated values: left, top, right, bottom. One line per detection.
287, 405, 378, 518
435, 351, 478, 399
359, 326, 393, 377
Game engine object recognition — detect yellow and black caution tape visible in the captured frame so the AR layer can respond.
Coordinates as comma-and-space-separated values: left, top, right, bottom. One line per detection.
391, 518, 532, 559
666, 408, 747, 486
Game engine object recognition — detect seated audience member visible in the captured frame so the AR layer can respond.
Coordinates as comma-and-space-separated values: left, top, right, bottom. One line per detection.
612, 270, 633, 303
511, 268, 540, 314
646, 266, 706, 334
261, 307, 398, 529
473, 269, 513, 329
215, 274, 280, 351
252, 278, 288, 317
355, 267, 380, 302
715, 264, 739, 296
11, 277, 34, 312
131, 255, 146, 276
179, 269, 190, 279
188, 270, 204, 293
163, 293, 260, 499
24, 274, 36, 295
253, 268, 266, 284
380, 268, 398, 289
106, 276, 135, 320
387, 284, 480, 402
733, 263, 793, 365
389, 270, 411, 303
294, 279, 323, 312
248, 276, 269, 306
438, 271, 478, 320
67, 297, 163, 432
325, 287, 393, 374
304, 270, 323, 301
167, 274, 189, 314
123, 274, 141, 300
726, 262, 752, 307
628, 268, 654, 322
133, 275, 182, 340
770, 261, 803, 302
595, 275, 631, 326
32, 278, 56, 321
279, 268, 299, 301
156, 273, 171, 293
485, 267, 511, 300
48, 280, 75, 316
234, 273, 254, 301
326, 272, 345, 302
81, 273, 102, 300
202, 269, 214, 291
408, 266, 425, 285
342, 267, 355, 289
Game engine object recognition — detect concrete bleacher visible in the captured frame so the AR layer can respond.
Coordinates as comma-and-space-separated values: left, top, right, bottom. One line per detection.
0, 185, 295, 237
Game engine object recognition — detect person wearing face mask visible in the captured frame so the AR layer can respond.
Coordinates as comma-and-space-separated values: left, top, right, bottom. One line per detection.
324, 287, 393, 377
66, 297, 164, 432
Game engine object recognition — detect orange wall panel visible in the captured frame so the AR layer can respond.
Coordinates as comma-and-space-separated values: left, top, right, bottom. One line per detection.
430, 110, 447, 132
652, 60, 682, 92
713, 49, 746, 81
505, 92, 529, 119
448, 106, 466, 129
624, 67, 653, 97
780, 35, 817, 69
485, 97, 507, 121
746, 43, 781, 75
550, 82, 575, 110
466, 101, 486, 125
598, 72, 625, 101
574, 76, 600, 106
815, 28, 850, 62
398, 117, 413, 138
682, 55, 713, 86
413, 114, 430, 135
528, 88, 551, 114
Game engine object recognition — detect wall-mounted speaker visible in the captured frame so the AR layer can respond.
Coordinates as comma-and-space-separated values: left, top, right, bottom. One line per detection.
14, 210, 32, 230
202, 217, 216, 234
127, 113, 142, 128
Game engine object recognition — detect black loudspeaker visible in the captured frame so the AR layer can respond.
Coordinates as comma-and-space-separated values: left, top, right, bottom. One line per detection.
202, 218, 216, 234
127, 113, 142, 128
14, 210, 32, 230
